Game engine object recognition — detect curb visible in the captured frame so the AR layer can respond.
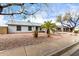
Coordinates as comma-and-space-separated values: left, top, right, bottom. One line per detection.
47, 41, 79, 56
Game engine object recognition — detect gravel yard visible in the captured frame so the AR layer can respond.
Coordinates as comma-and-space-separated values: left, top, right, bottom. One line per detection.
0, 32, 78, 51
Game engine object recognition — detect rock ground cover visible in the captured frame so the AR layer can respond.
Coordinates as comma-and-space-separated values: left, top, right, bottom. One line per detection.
0, 32, 78, 51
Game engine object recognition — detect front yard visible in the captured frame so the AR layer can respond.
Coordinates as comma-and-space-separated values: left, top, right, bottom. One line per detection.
0, 32, 78, 51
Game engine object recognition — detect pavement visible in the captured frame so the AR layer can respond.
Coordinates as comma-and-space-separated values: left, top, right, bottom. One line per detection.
0, 35, 79, 56
71, 49, 79, 56
61, 44, 79, 56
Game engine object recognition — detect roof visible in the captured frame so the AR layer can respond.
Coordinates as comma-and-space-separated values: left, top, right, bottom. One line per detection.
0, 25, 8, 27
55, 22, 63, 28
55, 22, 71, 28
7, 20, 41, 26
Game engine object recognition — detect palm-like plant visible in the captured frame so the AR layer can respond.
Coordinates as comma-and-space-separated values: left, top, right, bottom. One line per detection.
41, 20, 57, 37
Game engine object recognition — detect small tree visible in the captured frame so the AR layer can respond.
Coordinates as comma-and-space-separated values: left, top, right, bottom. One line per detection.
41, 20, 57, 37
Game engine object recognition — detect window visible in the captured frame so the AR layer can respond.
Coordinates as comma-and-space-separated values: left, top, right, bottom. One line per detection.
28, 26, 32, 31
17, 25, 21, 31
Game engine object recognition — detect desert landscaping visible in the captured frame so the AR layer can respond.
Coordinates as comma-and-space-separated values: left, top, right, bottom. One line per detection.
0, 32, 78, 51
0, 3, 79, 56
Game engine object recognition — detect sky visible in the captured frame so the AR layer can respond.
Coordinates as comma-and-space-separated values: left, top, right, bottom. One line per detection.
1, 3, 79, 25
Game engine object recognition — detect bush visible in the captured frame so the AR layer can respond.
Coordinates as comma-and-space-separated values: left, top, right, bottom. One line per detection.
73, 30, 79, 33
33, 30, 38, 38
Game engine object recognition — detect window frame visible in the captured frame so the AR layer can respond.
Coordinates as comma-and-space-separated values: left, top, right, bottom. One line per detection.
28, 26, 32, 31
16, 25, 21, 31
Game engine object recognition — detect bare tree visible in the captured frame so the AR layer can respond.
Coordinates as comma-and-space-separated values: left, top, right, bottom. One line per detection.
0, 3, 38, 15
56, 11, 79, 32
0, 3, 50, 20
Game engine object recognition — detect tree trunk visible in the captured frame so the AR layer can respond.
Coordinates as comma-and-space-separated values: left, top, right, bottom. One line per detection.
34, 30, 38, 38
47, 29, 50, 37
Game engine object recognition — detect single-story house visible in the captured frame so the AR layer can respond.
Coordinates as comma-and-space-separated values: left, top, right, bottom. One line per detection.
7, 20, 42, 33
0, 20, 73, 34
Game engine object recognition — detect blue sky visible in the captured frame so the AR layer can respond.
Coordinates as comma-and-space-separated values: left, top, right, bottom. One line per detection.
1, 3, 79, 25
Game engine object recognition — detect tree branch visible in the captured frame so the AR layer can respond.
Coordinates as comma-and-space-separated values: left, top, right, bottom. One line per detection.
1, 3, 24, 8
0, 3, 40, 16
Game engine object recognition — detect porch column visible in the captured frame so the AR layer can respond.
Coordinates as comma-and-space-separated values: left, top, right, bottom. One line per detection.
61, 27, 64, 32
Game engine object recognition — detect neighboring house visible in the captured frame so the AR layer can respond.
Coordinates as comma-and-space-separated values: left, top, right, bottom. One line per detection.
56, 22, 71, 32
7, 20, 42, 33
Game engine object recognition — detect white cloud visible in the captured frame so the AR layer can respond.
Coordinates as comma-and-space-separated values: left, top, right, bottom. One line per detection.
25, 15, 46, 23
26, 4, 79, 23
24, 14, 56, 23
24, 10, 50, 23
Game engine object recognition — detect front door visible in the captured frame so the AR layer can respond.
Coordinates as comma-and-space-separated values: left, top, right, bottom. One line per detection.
36, 26, 38, 31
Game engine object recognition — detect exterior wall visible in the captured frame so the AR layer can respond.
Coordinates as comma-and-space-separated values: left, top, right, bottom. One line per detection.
8, 25, 16, 33
21, 26, 29, 32
38, 27, 41, 31
56, 27, 71, 32
32, 26, 36, 32
8, 25, 41, 33
0, 27, 8, 34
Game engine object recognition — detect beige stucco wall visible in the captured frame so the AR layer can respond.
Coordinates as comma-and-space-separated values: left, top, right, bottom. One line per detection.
0, 27, 8, 34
